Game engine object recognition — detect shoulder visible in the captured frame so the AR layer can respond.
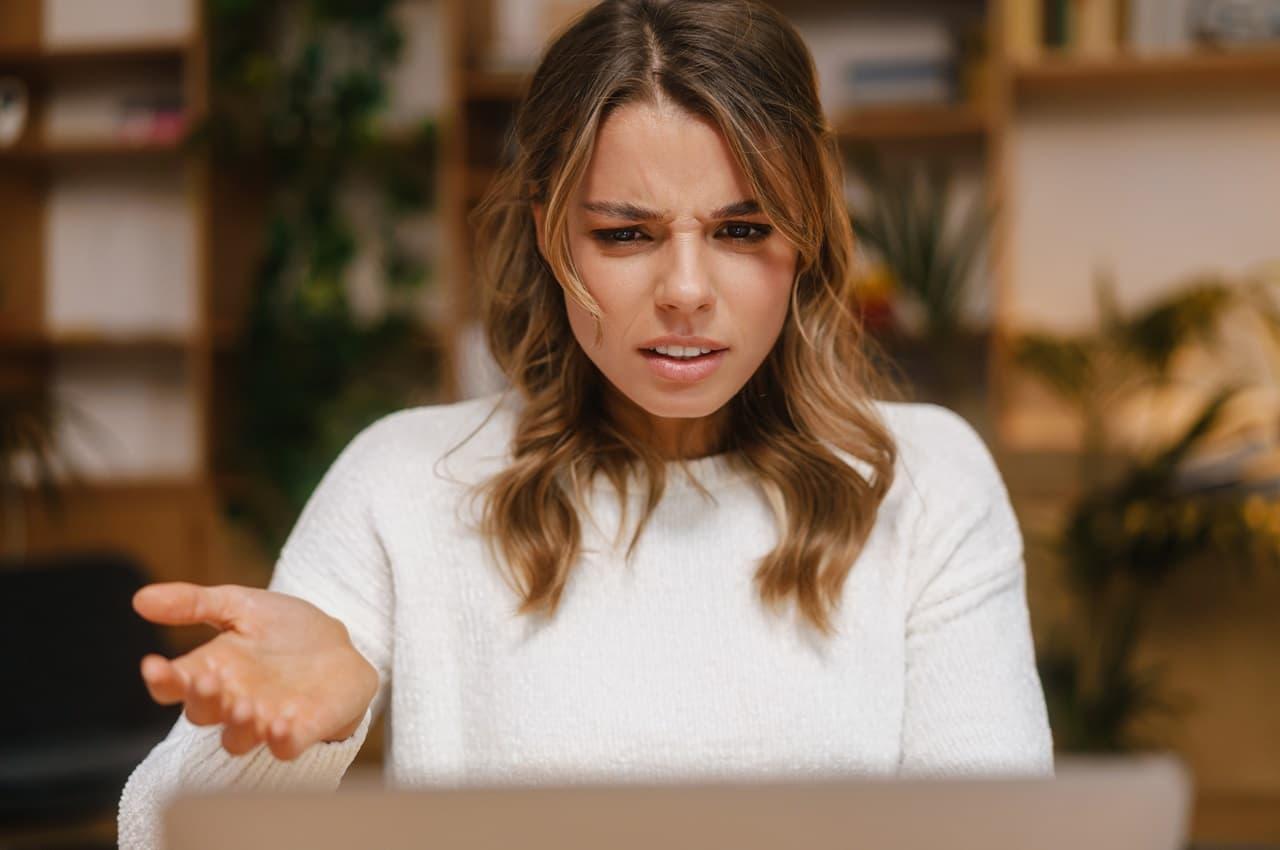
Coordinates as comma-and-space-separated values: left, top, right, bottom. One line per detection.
868, 400, 1012, 541
873, 400, 999, 483
328, 390, 518, 485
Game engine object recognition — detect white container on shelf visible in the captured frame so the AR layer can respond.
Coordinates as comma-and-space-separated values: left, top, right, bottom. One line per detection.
42, 0, 194, 46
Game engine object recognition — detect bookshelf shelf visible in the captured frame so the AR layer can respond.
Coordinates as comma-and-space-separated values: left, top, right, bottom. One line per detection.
0, 39, 190, 65
1012, 49, 1280, 97
0, 138, 186, 162
15, 474, 200, 495
463, 69, 529, 101
0, 330, 194, 354
834, 103, 989, 143
0, 0, 211, 586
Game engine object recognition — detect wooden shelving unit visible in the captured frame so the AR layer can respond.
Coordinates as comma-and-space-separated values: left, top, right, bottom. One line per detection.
0, 0, 215, 584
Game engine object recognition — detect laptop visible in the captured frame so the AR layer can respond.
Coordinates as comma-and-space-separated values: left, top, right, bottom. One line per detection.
163, 753, 1192, 850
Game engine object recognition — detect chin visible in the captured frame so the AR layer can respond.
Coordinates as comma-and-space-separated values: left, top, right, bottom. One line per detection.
627, 383, 732, 420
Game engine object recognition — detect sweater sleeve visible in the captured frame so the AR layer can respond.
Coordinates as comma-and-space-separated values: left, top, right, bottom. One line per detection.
117, 414, 398, 850
897, 405, 1055, 778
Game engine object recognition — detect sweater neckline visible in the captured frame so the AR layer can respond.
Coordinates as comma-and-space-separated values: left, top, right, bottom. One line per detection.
586, 450, 750, 499
663, 450, 743, 488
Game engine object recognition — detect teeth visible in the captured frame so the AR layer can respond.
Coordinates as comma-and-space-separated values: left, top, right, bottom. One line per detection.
652, 345, 712, 358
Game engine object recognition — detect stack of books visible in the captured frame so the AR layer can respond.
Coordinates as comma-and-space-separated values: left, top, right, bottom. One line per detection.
792, 13, 958, 114
1005, 0, 1280, 61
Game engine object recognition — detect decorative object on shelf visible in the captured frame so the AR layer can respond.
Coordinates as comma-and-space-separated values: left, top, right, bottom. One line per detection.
1127, 0, 1196, 55
205, 0, 442, 556
1189, 0, 1280, 48
40, 77, 186, 148
0, 77, 28, 148
1011, 267, 1280, 751
1029, 0, 1278, 58
847, 147, 994, 415
117, 93, 187, 144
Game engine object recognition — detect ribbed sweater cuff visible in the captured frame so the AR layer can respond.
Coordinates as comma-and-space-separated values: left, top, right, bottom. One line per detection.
180, 705, 374, 792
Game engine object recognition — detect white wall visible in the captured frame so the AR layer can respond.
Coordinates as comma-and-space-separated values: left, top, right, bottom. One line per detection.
1007, 90, 1280, 333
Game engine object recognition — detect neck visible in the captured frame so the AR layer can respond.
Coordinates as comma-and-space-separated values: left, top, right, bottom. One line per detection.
603, 384, 730, 461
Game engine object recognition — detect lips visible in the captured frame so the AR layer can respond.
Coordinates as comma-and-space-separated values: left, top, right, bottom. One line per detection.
640, 347, 727, 383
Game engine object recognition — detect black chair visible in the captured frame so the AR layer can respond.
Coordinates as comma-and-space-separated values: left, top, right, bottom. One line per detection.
0, 550, 181, 830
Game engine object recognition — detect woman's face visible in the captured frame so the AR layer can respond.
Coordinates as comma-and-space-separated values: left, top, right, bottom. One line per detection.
533, 100, 799, 451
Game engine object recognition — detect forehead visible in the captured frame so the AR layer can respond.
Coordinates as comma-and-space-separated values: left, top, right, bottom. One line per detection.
578, 100, 753, 217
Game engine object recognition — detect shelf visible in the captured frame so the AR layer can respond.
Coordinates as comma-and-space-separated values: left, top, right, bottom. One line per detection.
0, 137, 187, 163
0, 330, 194, 354
212, 324, 445, 354
464, 69, 529, 101
833, 102, 989, 143
13, 474, 203, 495
0, 38, 190, 68
1013, 48, 1280, 97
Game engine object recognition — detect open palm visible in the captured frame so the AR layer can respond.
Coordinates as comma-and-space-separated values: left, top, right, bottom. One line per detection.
132, 582, 378, 761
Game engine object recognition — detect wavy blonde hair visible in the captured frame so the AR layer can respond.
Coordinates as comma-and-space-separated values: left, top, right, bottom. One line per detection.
462, 0, 905, 637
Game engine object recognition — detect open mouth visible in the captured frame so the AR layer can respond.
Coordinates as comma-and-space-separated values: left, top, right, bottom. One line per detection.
640, 348, 721, 362
638, 347, 728, 383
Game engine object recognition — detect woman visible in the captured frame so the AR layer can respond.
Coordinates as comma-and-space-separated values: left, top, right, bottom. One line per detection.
119, 0, 1053, 846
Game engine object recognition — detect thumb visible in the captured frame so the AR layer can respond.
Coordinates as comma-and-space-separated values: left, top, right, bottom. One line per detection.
132, 582, 246, 631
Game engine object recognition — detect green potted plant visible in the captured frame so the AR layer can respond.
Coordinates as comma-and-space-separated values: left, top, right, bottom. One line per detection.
205, 0, 443, 558
847, 146, 996, 419
0, 385, 99, 559
1011, 268, 1280, 751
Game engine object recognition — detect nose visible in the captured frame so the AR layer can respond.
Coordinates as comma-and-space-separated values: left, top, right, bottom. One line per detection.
654, 233, 715, 315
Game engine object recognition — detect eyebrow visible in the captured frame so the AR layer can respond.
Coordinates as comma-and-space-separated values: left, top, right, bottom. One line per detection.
580, 198, 762, 222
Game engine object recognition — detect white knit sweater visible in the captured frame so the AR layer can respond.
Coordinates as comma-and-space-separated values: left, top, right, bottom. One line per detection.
118, 391, 1054, 849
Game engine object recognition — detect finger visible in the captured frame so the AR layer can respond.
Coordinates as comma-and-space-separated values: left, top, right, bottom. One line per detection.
139, 654, 187, 705
265, 713, 295, 760
266, 704, 305, 761
183, 668, 227, 727
220, 694, 263, 756
133, 582, 245, 631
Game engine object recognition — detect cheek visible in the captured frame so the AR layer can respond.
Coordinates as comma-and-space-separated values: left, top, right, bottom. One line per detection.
737, 262, 794, 336
563, 292, 598, 352
564, 249, 643, 348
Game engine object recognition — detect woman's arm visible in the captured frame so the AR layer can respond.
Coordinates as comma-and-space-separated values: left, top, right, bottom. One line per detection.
897, 406, 1055, 778
117, 413, 399, 850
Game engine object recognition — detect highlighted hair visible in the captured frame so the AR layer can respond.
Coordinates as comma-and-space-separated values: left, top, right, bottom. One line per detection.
464, 0, 904, 638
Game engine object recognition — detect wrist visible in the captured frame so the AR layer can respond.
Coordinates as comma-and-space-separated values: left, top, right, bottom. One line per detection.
323, 711, 365, 743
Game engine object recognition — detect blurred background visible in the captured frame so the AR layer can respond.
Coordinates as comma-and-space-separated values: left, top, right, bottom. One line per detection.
1, 0, 1279, 847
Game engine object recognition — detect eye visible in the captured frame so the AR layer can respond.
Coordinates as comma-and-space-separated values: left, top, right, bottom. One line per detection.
719, 222, 772, 243
592, 228, 648, 244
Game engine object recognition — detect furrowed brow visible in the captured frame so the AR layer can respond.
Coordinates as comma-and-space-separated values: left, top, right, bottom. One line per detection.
580, 199, 762, 221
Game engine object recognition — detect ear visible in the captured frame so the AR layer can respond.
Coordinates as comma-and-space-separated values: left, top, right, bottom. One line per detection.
531, 202, 547, 261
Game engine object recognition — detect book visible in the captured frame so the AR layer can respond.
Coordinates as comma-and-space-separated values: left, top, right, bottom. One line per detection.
792, 12, 956, 115
1073, 0, 1120, 56
1003, 0, 1044, 62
